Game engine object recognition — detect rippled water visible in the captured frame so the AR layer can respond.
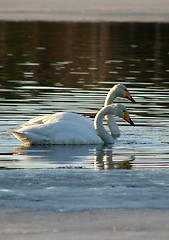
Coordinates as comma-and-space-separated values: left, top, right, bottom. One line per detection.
0, 22, 169, 211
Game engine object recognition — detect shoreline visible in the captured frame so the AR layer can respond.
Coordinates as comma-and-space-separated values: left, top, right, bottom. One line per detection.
1, 0, 169, 22
1, 208, 169, 239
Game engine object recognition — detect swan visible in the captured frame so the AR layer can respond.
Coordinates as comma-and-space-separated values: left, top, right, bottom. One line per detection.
19, 84, 135, 136
11, 103, 134, 145
104, 83, 135, 106
104, 84, 135, 135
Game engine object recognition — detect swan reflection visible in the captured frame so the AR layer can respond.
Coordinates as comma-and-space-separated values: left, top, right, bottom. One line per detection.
14, 144, 134, 170
94, 146, 134, 170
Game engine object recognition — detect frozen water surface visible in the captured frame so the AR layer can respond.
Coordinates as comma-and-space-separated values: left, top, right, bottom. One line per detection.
0, 22, 169, 212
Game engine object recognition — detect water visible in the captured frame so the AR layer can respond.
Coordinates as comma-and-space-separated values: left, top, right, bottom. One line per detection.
0, 22, 169, 212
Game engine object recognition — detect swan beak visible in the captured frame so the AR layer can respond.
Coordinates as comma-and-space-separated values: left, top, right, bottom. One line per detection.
124, 112, 135, 126
126, 90, 136, 103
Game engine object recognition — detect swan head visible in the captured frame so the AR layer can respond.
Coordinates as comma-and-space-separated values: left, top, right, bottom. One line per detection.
112, 84, 136, 103
109, 103, 135, 126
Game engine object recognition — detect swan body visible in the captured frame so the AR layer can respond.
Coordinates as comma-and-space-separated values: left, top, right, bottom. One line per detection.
20, 84, 135, 137
13, 120, 101, 145
11, 104, 134, 145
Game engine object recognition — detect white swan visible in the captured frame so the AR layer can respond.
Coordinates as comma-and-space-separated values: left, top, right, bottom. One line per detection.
11, 104, 134, 145
19, 84, 135, 136
104, 83, 135, 106
104, 84, 135, 135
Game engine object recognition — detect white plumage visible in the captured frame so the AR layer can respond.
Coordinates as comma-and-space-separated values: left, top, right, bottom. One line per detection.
11, 104, 134, 145
19, 84, 135, 136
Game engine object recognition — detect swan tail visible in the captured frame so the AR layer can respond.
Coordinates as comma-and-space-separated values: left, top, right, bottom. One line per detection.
11, 131, 50, 145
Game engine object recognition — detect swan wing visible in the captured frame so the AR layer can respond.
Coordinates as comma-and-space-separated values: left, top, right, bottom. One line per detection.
20, 114, 50, 127
20, 112, 95, 132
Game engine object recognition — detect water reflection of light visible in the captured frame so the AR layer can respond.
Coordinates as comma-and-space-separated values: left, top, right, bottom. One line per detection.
12, 144, 134, 170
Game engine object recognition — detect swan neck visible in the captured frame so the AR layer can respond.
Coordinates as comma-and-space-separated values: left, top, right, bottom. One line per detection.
94, 107, 114, 144
106, 115, 120, 136
104, 88, 120, 135
104, 90, 117, 106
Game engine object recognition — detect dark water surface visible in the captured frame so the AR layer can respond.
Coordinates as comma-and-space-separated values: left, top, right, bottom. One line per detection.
0, 22, 169, 211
